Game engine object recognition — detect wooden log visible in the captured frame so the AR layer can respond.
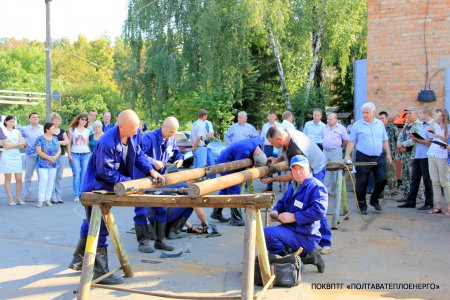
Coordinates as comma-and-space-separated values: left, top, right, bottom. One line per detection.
241, 205, 257, 300
103, 210, 134, 278
114, 159, 253, 196
255, 210, 272, 285
78, 204, 101, 300
81, 192, 274, 209
188, 162, 289, 198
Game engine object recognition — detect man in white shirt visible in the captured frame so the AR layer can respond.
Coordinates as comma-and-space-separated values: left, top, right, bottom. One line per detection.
303, 108, 325, 150
280, 111, 296, 130
224, 111, 259, 144
191, 109, 209, 168
20, 113, 44, 202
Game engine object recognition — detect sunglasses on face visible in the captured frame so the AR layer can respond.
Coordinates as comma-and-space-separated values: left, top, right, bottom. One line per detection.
80, 118, 88, 121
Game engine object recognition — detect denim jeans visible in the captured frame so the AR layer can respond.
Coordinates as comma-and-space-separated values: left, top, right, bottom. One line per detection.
206, 147, 216, 179
51, 155, 67, 201
193, 147, 207, 169
37, 168, 57, 202
70, 152, 90, 198
23, 155, 37, 200
263, 145, 275, 188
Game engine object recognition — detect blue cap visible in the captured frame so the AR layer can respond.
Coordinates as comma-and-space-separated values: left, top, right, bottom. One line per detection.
290, 155, 309, 168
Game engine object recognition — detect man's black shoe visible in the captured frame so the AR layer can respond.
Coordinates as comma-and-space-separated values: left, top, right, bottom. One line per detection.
360, 208, 367, 215
417, 204, 433, 210
230, 218, 245, 226
370, 202, 382, 211
210, 212, 230, 223
398, 203, 416, 208
396, 198, 408, 203
370, 203, 382, 210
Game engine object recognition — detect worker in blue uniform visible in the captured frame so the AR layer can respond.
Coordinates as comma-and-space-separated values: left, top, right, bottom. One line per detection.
68, 110, 164, 285
133, 117, 186, 253
265, 125, 333, 255
265, 154, 326, 273
210, 137, 268, 226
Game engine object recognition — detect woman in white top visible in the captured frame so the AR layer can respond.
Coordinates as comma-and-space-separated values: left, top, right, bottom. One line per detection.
67, 113, 91, 202
0, 115, 26, 205
426, 108, 450, 215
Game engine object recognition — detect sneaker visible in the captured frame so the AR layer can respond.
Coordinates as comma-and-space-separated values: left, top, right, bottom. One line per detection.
74, 197, 80, 202
45, 201, 52, 206
36, 202, 43, 208
57, 199, 64, 204
51, 200, 58, 204
320, 246, 333, 255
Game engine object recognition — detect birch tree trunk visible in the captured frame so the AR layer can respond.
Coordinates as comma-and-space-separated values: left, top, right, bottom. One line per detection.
305, 1, 328, 105
267, 21, 292, 110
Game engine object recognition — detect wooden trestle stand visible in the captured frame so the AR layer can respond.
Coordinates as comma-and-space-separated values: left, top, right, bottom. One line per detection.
77, 192, 275, 300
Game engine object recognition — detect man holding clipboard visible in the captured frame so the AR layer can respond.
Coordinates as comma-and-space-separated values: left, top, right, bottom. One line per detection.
401, 106, 434, 210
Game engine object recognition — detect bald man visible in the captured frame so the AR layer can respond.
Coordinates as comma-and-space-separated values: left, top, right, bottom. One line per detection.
68, 110, 162, 285
133, 117, 184, 253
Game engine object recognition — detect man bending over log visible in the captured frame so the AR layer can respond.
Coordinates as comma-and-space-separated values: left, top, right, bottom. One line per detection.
68, 110, 164, 285
210, 137, 268, 226
133, 117, 210, 253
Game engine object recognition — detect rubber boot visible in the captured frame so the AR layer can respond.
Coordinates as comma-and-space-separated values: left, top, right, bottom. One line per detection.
93, 247, 124, 285
168, 217, 188, 240
68, 237, 86, 271
147, 222, 156, 240
154, 222, 174, 251
230, 208, 245, 226
210, 208, 230, 223
135, 224, 155, 253
301, 248, 325, 273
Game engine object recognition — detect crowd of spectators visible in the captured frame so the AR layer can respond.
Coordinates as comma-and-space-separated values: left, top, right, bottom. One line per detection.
0, 110, 113, 207
1, 105, 448, 215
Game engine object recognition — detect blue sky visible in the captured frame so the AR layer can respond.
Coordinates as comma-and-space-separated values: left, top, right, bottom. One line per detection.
0, 0, 129, 41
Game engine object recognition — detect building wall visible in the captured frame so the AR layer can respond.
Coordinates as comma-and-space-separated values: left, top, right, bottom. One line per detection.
368, 0, 450, 115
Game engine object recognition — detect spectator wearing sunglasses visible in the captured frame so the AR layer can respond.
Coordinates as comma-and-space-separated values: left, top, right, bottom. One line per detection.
67, 113, 91, 202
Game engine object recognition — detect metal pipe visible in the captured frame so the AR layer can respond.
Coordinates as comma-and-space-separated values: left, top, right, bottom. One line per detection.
0, 95, 46, 101
188, 162, 288, 198
45, 0, 52, 121
114, 159, 253, 196
89, 284, 242, 299
0, 89, 46, 95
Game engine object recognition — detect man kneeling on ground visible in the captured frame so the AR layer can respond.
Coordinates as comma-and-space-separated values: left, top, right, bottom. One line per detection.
264, 155, 327, 273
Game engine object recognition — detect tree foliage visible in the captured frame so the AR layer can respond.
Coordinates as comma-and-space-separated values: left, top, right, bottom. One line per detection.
0, 1, 367, 134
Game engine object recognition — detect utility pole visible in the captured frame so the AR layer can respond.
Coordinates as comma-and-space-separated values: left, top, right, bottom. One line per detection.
45, 0, 52, 121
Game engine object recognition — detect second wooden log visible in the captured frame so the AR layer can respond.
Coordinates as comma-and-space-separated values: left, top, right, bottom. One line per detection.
187, 162, 289, 197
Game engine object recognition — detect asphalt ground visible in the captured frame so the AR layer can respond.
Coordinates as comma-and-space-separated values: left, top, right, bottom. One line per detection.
0, 168, 449, 300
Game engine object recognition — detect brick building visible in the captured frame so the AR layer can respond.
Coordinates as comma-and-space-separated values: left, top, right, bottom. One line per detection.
367, 0, 450, 116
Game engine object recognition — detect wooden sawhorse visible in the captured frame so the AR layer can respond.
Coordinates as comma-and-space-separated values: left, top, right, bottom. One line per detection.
77, 192, 275, 300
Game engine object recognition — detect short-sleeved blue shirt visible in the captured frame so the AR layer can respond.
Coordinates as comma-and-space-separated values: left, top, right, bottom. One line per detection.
35, 135, 60, 168
349, 118, 388, 156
